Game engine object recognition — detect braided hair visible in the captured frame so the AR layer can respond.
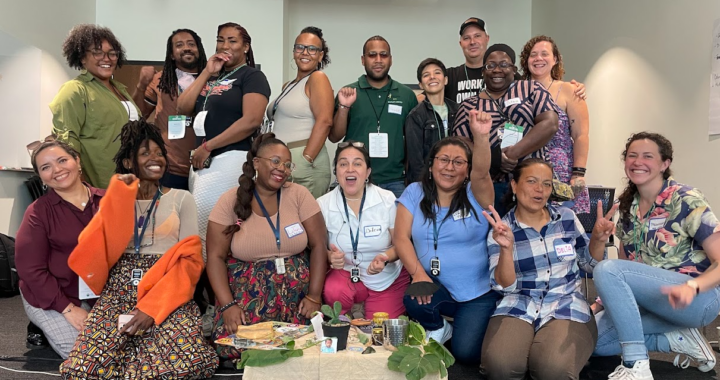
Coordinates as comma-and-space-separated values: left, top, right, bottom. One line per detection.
218, 22, 256, 68
62, 24, 126, 70
224, 133, 287, 235
157, 29, 208, 100
113, 119, 168, 177
299, 26, 331, 70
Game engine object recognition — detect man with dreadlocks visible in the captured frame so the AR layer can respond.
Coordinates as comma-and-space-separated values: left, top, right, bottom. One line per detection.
133, 29, 208, 191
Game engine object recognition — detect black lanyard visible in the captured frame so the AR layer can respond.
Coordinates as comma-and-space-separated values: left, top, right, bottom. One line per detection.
134, 189, 162, 254
363, 86, 391, 133
254, 189, 282, 250
431, 212, 448, 254
271, 71, 315, 117
341, 187, 367, 260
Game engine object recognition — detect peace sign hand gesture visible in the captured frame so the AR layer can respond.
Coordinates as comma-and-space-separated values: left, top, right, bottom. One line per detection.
468, 110, 492, 137
482, 205, 515, 250
592, 201, 618, 242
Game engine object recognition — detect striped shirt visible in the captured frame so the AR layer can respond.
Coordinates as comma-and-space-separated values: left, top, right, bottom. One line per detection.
452, 80, 557, 182
488, 205, 597, 330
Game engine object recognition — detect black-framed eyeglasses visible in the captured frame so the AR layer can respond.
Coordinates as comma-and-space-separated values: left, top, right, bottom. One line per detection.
338, 141, 365, 149
87, 49, 119, 61
293, 44, 321, 56
434, 156, 468, 168
484, 61, 513, 70
256, 157, 296, 172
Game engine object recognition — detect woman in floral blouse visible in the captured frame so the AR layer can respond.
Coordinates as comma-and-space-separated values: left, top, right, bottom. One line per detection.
593, 132, 720, 380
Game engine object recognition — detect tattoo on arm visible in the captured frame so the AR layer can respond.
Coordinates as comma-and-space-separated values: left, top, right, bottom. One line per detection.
570, 118, 576, 125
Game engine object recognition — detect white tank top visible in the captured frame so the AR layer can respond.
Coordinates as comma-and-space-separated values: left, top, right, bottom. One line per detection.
268, 74, 315, 143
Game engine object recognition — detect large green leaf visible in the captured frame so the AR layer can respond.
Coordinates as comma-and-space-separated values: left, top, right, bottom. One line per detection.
407, 320, 426, 346
333, 301, 342, 317
239, 349, 303, 369
424, 340, 455, 367
388, 346, 421, 372
399, 352, 437, 380
321, 304, 334, 318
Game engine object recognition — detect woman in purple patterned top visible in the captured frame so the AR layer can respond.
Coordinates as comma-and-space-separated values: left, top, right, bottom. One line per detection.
520, 35, 590, 214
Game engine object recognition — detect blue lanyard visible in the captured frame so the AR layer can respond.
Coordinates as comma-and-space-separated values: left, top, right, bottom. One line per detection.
134, 188, 162, 254
341, 187, 367, 258
431, 212, 448, 253
254, 189, 282, 250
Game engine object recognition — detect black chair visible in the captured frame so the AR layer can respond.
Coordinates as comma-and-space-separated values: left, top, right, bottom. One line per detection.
576, 187, 617, 297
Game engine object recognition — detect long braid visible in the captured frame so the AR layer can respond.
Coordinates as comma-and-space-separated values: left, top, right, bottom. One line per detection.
223, 133, 287, 235
157, 29, 208, 100
113, 119, 168, 177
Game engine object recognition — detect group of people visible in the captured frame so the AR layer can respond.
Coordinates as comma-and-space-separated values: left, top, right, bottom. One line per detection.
10, 15, 720, 380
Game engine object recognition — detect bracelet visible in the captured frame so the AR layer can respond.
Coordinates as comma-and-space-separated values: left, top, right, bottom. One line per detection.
338, 104, 351, 109
201, 139, 212, 153
572, 172, 585, 177
572, 167, 587, 173
303, 154, 316, 168
62, 304, 74, 314
304, 295, 321, 305
219, 301, 239, 313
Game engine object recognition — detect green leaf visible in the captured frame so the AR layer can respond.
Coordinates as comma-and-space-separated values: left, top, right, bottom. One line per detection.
333, 301, 342, 317
239, 349, 304, 369
424, 340, 455, 367
399, 315, 409, 321
407, 320, 426, 346
286, 340, 295, 350
439, 364, 448, 378
358, 332, 369, 345
388, 350, 407, 372
321, 304, 334, 318
399, 353, 434, 380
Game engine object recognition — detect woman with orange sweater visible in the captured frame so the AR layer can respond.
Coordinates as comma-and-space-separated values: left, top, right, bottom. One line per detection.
59, 120, 218, 379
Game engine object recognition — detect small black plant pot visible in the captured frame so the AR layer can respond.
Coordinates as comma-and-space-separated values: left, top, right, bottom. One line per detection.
321, 323, 351, 351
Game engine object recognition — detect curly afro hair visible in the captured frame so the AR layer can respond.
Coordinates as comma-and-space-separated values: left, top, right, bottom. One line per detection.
62, 24, 127, 70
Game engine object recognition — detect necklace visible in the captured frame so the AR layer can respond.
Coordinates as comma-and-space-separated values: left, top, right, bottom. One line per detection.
136, 186, 162, 226
80, 185, 90, 208
345, 197, 362, 201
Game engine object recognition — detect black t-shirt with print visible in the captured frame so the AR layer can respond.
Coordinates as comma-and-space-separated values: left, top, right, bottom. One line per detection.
194, 65, 271, 156
445, 64, 484, 105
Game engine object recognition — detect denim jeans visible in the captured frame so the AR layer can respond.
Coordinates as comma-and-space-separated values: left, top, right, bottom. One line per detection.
592, 259, 720, 362
404, 280, 500, 364
378, 180, 406, 198
493, 182, 509, 217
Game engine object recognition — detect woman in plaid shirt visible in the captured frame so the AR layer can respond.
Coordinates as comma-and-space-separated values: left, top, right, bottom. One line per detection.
480, 158, 616, 380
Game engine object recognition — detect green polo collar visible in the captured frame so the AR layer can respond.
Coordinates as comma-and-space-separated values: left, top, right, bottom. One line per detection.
358, 75, 398, 91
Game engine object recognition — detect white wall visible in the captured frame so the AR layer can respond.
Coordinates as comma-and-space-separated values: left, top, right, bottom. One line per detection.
532, 0, 720, 205
287, 0, 532, 89
96, 0, 288, 93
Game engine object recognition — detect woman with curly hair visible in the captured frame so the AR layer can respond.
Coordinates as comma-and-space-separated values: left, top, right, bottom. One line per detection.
520, 35, 590, 214
205, 133, 327, 361
51, 24, 141, 189
265, 26, 334, 198
593, 132, 720, 379
59, 120, 218, 379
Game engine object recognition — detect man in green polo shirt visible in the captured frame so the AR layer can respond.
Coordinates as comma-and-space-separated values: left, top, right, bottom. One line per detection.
330, 35, 418, 198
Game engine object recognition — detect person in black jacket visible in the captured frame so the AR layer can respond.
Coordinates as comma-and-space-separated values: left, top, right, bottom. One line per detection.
405, 58, 459, 184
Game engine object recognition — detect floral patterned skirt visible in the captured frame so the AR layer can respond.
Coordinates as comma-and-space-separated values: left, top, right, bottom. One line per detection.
59, 253, 219, 380
212, 253, 311, 360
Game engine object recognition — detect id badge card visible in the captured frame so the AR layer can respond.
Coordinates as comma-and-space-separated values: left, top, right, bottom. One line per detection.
351, 267, 360, 283
648, 217, 667, 231
369, 133, 389, 158
168, 115, 188, 140
430, 258, 441, 276
193, 110, 208, 137
500, 122, 525, 149
122, 101, 139, 121
78, 277, 100, 300
131, 269, 143, 286
275, 258, 286, 275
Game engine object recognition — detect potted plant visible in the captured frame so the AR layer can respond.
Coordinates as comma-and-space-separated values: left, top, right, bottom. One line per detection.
317, 301, 351, 351
387, 316, 455, 380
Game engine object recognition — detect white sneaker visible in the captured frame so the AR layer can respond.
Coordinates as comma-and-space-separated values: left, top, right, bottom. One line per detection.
665, 328, 716, 372
425, 319, 453, 344
607, 359, 653, 380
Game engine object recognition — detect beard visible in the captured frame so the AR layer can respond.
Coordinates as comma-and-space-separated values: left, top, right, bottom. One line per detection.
364, 66, 390, 82
176, 54, 199, 71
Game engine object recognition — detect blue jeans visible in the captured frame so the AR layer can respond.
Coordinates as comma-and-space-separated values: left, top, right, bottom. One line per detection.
378, 180, 406, 198
493, 182, 509, 217
404, 281, 500, 364
593, 259, 720, 362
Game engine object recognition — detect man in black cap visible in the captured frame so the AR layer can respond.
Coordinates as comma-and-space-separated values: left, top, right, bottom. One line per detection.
444, 17, 491, 104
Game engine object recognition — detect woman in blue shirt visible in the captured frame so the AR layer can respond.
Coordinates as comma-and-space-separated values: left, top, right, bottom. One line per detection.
395, 110, 496, 364
480, 158, 615, 380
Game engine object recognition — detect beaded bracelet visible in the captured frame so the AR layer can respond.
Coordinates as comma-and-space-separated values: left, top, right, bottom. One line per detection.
219, 301, 239, 313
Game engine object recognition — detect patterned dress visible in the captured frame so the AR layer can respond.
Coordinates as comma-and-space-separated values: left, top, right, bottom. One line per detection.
546, 107, 590, 214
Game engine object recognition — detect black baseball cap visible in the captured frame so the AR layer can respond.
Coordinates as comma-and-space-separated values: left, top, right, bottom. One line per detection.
460, 17, 486, 35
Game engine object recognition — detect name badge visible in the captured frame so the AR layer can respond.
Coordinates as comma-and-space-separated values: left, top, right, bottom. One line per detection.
285, 223, 304, 238
78, 277, 100, 300
648, 217, 667, 231
452, 209, 471, 221
388, 104, 402, 115
122, 101, 139, 121
555, 242, 575, 259
364, 225, 382, 238
369, 133, 389, 158
505, 97, 522, 106
168, 115, 188, 140
193, 110, 208, 137
500, 122, 525, 149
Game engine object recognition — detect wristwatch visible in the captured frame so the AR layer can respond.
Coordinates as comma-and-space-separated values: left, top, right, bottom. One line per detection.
686, 280, 700, 295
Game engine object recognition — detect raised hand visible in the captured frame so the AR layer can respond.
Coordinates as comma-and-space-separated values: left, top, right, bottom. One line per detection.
482, 205, 515, 250
204, 53, 229, 76
570, 79, 587, 100
328, 244, 345, 270
137, 66, 156, 88
591, 201, 618, 241
468, 109, 492, 137
337, 87, 357, 107
367, 253, 389, 275
117, 174, 138, 185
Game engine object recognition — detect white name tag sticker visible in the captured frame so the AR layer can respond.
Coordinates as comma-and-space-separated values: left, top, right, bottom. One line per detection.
648, 217, 667, 231
505, 97, 522, 106
452, 209, 471, 221
193, 110, 208, 137
388, 104, 403, 115
168, 115, 188, 140
364, 225, 382, 238
500, 122, 525, 149
78, 277, 100, 300
555, 243, 575, 258
285, 223, 304, 238
122, 101, 139, 121
369, 133, 389, 158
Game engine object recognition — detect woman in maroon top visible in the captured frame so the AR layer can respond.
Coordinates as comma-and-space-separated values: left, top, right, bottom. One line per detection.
15, 140, 104, 359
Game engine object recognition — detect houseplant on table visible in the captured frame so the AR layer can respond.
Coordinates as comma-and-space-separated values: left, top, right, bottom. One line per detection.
317, 301, 351, 351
